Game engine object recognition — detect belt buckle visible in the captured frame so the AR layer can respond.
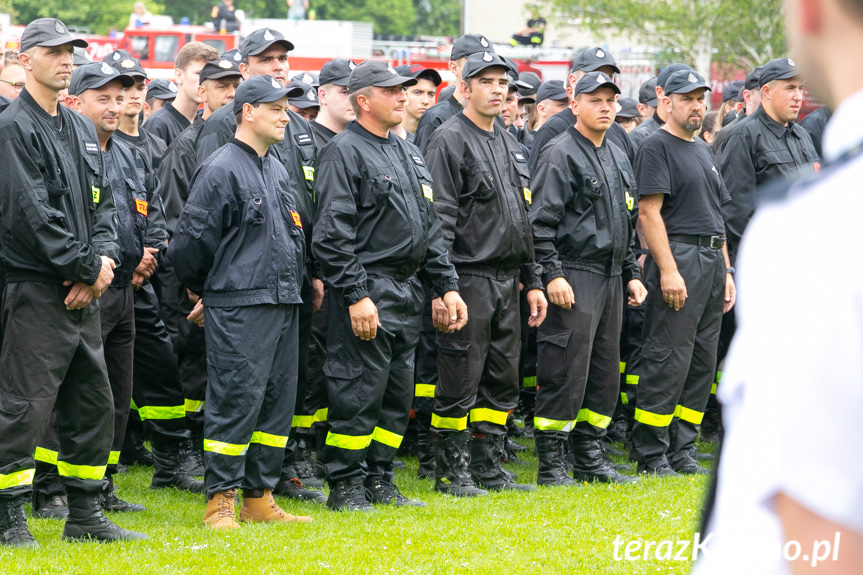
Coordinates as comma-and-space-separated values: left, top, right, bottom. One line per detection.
709, 235, 725, 249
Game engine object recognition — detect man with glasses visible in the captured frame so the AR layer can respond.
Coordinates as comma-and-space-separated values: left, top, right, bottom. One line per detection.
0, 60, 25, 101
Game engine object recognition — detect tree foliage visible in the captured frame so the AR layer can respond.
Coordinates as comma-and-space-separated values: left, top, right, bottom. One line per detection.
10, 0, 165, 34
545, 0, 787, 77
412, 0, 461, 37
312, 0, 416, 35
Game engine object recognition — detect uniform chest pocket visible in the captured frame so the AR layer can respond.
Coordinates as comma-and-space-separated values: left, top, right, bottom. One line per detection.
412, 164, 435, 203
297, 143, 316, 190
124, 178, 149, 230
581, 175, 603, 198
245, 196, 267, 226
82, 154, 104, 211
759, 148, 794, 168
360, 170, 396, 207
463, 164, 496, 203
511, 151, 532, 205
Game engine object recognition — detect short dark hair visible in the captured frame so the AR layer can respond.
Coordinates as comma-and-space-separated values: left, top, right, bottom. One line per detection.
838, 0, 863, 22
234, 102, 260, 125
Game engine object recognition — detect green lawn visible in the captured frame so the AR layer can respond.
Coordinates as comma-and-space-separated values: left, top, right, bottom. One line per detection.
5, 439, 713, 575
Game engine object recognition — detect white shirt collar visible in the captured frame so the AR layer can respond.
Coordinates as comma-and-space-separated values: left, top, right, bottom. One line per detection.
822, 86, 863, 162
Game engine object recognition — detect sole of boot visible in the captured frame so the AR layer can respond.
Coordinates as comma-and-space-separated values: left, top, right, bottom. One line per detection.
62, 526, 149, 542
434, 484, 487, 497
538, 479, 578, 487
325, 503, 376, 512
150, 478, 205, 494
0, 537, 40, 548
32, 508, 69, 520
297, 476, 324, 489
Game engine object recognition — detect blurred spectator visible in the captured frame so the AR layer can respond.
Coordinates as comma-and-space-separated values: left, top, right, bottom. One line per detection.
129, 2, 153, 28
287, 0, 309, 20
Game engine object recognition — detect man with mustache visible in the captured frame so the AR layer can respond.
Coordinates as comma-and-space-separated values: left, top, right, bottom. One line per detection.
631, 70, 736, 476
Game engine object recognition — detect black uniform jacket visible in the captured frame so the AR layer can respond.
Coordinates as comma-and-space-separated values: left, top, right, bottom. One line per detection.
157, 113, 205, 236
312, 121, 460, 306
531, 126, 642, 286
629, 112, 661, 151
424, 113, 543, 291
529, 107, 634, 173
104, 138, 168, 287
114, 126, 168, 172
718, 105, 820, 243
0, 89, 119, 285
168, 138, 305, 307
413, 93, 464, 152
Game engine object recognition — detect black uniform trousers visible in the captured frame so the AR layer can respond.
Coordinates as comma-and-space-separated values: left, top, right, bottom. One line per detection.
132, 282, 188, 441
0, 282, 113, 499
631, 242, 726, 467
620, 303, 645, 412
519, 290, 539, 411
432, 273, 521, 437
177, 291, 207, 432
304, 289, 330, 447
35, 285, 136, 495
322, 275, 422, 483
412, 284, 439, 427
279, 295, 313, 481
534, 270, 622, 439
203, 303, 299, 495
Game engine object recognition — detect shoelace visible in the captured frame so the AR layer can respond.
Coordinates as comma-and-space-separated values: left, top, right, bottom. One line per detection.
371, 480, 407, 504
3, 505, 34, 541
217, 492, 236, 519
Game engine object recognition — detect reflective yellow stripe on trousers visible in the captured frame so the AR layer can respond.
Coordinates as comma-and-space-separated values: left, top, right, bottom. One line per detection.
576, 408, 612, 429
312, 408, 328, 424
184, 399, 205, 413
204, 439, 248, 456
58, 461, 106, 481
430, 413, 468, 431
415, 384, 435, 398
674, 405, 704, 425
469, 407, 508, 426
292, 414, 314, 428
533, 417, 577, 432
34, 447, 58, 465
633, 408, 674, 427
138, 404, 185, 421
0, 469, 35, 490
325, 432, 372, 450
371, 427, 403, 449
250, 431, 289, 448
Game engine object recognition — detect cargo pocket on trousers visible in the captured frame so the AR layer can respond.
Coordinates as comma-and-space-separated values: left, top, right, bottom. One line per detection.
0, 391, 30, 434
436, 339, 471, 398
323, 360, 364, 413
206, 351, 252, 415
536, 330, 571, 386
642, 343, 674, 382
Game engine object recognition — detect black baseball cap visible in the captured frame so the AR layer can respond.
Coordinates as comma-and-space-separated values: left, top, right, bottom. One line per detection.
146, 79, 178, 101
395, 64, 443, 86
723, 80, 744, 103
451, 33, 494, 61
233, 74, 301, 114
571, 46, 620, 74
462, 52, 511, 81
241, 28, 294, 58
616, 98, 640, 119
657, 63, 692, 89
288, 80, 319, 108
21, 18, 88, 53
639, 77, 658, 106
744, 66, 763, 91
69, 62, 134, 96
221, 48, 243, 64
105, 50, 147, 79
573, 71, 620, 97
348, 60, 417, 93
199, 58, 242, 83
518, 71, 541, 97
664, 69, 711, 95
72, 47, 91, 67
319, 59, 356, 87
535, 80, 568, 103
759, 58, 799, 87
290, 71, 318, 87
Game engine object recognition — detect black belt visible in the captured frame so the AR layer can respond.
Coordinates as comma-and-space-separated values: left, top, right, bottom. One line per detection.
668, 234, 726, 249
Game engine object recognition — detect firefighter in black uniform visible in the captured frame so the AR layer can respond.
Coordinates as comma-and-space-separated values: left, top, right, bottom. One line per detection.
169, 75, 314, 529
632, 70, 736, 476
424, 52, 546, 495
194, 27, 326, 502
0, 18, 146, 546
157, 58, 242, 478
629, 64, 692, 152
530, 72, 646, 486
528, 47, 634, 172
313, 60, 466, 511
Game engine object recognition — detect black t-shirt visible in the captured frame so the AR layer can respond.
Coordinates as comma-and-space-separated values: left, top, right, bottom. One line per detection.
634, 128, 729, 236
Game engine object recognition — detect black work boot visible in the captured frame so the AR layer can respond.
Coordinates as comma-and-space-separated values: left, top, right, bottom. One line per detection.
699, 406, 722, 444
415, 418, 435, 480
313, 426, 328, 481
180, 429, 205, 477
62, 490, 148, 542
273, 477, 326, 504
118, 421, 153, 467
366, 476, 425, 507
469, 433, 536, 492
433, 431, 487, 497
149, 435, 205, 493
32, 492, 69, 520
0, 495, 38, 548
100, 475, 145, 512
637, 459, 680, 477
535, 432, 576, 487
294, 437, 323, 488
326, 477, 375, 512
670, 452, 709, 475
571, 435, 639, 484
503, 437, 529, 465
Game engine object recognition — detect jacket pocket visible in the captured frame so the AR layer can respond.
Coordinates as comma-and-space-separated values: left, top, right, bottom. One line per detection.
536, 330, 571, 386
245, 196, 267, 226
181, 203, 210, 240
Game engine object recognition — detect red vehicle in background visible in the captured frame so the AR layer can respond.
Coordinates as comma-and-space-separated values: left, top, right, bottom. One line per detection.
120, 25, 239, 78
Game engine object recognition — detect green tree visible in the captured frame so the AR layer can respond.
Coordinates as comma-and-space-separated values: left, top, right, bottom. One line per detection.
413, 0, 461, 37
313, 0, 416, 35
544, 0, 787, 78
11, 0, 165, 35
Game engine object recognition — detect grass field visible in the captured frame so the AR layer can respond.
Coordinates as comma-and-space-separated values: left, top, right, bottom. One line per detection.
4, 438, 714, 575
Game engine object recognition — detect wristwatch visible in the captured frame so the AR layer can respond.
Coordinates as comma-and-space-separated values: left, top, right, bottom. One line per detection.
726, 266, 736, 275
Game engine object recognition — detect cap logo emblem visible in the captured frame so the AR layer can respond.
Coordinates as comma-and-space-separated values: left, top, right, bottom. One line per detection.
263, 29, 275, 41
121, 59, 135, 68
597, 72, 609, 83
101, 62, 114, 75
272, 78, 281, 89
596, 49, 605, 58
348, 60, 357, 70
688, 72, 697, 83
54, 20, 66, 34
307, 88, 316, 101
169, 81, 178, 92
387, 64, 397, 75
218, 59, 232, 69
482, 51, 493, 62
480, 36, 489, 47
233, 52, 242, 61
302, 73, 313, 83
113, 52, 121, 61
787, 58, 795, 67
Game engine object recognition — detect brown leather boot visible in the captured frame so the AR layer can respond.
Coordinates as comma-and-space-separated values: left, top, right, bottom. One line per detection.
202, 489, 240, 530
239, 489, 313, 524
